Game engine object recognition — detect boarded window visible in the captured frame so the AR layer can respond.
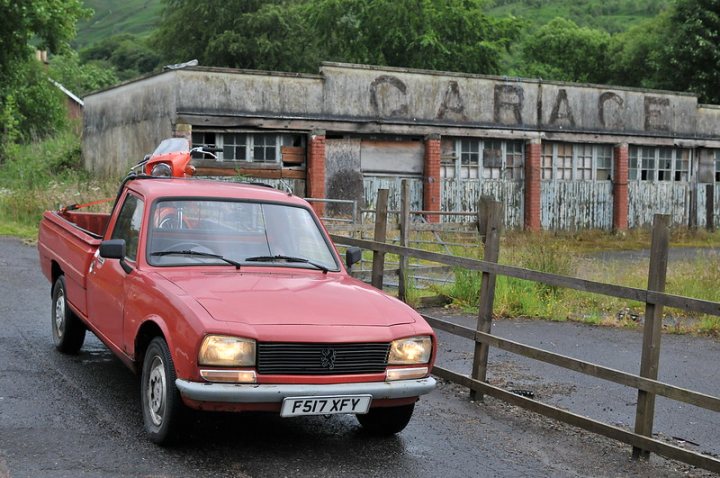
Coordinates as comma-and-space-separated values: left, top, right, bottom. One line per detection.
482, 140, 503, 179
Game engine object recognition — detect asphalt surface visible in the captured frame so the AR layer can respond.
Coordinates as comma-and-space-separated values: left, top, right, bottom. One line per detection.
0, 237, 717, 477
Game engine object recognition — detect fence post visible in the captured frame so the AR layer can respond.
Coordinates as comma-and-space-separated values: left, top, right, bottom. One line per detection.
632, 214, 670, 459
398, 180, 410, 302
371, 189, 389, 290
470, 198, 503, 401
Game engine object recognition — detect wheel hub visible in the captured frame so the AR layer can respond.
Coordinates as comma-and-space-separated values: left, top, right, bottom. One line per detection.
147, 356, 166, 426
54, 290, 65, 338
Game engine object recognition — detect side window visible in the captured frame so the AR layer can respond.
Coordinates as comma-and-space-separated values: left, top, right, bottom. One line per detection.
111, 195, 144, 261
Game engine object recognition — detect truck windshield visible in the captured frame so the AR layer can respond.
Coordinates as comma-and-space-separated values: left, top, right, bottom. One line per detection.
146, 200, 339, 271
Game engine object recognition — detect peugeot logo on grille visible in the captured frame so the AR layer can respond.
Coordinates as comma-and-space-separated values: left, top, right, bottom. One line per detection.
320, 348, 337, 370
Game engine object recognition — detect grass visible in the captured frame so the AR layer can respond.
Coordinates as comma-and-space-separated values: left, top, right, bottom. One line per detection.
0, 129, 117, 241
397, 228, 720, 337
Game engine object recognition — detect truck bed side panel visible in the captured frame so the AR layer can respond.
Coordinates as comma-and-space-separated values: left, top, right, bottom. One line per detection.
38, 212, 103, 317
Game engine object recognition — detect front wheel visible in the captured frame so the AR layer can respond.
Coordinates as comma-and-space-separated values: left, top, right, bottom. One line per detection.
52, 276, 86, 354
141, 337, 183, 444
356, 403, 415, 435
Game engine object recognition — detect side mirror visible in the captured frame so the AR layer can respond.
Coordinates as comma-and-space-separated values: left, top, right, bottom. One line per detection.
99, 239, 126, 259
345, 246, 362, 268
99, 239, 133, 274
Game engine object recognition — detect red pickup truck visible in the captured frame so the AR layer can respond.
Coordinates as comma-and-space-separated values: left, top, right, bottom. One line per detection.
37, 165, 436, 443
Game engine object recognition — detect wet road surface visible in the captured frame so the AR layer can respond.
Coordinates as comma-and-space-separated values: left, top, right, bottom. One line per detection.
0, 237, 716, 477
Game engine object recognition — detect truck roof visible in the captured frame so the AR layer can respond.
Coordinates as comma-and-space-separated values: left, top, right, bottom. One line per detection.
125, 178, 308, 206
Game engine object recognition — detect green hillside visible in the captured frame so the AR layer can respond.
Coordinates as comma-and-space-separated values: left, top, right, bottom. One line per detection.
488, 0, 670, 33
74, 0, 163, 48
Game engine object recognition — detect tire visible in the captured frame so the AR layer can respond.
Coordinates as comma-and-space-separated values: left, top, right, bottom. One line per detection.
141, 337, 183, 445
356, 403, 415, 436
51, 276, 86, 354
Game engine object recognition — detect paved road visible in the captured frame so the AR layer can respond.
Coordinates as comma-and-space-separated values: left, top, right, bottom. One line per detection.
0, 237, 716, 477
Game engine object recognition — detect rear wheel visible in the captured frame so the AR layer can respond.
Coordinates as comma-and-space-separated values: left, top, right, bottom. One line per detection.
356, 403, 415, 435
141, 337, 183, 444
51, 276, 86, 354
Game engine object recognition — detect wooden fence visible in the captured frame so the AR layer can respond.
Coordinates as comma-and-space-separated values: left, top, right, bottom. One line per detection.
330, 185, 720, 473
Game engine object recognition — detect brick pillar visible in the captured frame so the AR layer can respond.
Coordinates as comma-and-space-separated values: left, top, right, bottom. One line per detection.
524, 138, 542, 231
613, 143, 629, 232
423, 134, 441, 223
307, 130, 326, 216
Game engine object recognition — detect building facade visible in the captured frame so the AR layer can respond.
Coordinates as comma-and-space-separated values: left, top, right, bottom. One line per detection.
82, 63, 720, 230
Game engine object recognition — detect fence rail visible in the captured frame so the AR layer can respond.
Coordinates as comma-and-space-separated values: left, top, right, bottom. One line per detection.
330, 183, 720, 473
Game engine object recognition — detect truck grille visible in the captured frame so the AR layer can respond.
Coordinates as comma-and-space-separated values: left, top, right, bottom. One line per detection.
256, 342, 390, 375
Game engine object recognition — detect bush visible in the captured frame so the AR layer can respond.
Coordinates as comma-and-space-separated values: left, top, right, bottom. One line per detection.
0, 128, 116, 238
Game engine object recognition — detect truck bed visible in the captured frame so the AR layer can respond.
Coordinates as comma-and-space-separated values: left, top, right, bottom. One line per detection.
37, 210, 111, 318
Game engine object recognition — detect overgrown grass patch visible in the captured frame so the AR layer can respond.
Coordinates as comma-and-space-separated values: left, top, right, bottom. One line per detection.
0, 129, 117, 241
427, 229, 720, 336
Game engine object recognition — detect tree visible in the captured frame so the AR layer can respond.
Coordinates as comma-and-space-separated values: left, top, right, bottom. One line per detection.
306, 0, 521, 74
49, 52, 119, 96
661, 0, 720, 103
81, 34, 162, 81
2, 57, 66, 145
0, 0, 90, 81
518, 17, 611, 83
154, 0, 317, 72
153, 0, 520, 75
606, 13, 670, 89
0, 0, 90, 154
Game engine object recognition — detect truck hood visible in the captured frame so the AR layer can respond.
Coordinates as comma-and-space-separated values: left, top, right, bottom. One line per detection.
155, 270, 418, 327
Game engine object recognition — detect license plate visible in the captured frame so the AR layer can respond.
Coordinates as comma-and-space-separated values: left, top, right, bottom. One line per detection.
280, 395, 372, 417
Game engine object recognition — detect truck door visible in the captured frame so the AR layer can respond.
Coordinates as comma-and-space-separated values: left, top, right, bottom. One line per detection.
87, 193, 144, 351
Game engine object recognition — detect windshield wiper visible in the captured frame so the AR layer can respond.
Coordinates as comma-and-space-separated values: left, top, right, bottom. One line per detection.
244, 255, 329, 273
151, 250, 242, 269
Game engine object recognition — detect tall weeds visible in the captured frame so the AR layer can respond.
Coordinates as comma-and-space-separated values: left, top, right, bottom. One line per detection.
0, 129, 116, 239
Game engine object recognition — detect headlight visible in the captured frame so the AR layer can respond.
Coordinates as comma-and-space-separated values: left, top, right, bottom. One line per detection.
388, 336, 432, 364
150, 162, 172, 177
198, 335, 256, 367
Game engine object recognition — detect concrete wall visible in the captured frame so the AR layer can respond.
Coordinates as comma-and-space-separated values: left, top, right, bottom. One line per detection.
83, 73, 180, 176
697, 105, 720, 137
83, 62, 720, 177
175, 68, 324, 117
319, 63, 704, 138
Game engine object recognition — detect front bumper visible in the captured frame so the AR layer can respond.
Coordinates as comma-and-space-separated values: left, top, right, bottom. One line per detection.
175, 377, 437, 404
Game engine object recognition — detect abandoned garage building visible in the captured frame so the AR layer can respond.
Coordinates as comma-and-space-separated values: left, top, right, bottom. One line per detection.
82, 62, 720, 230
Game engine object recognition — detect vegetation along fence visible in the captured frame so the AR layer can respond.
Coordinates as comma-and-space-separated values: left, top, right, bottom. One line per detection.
330, 184, 720, 473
